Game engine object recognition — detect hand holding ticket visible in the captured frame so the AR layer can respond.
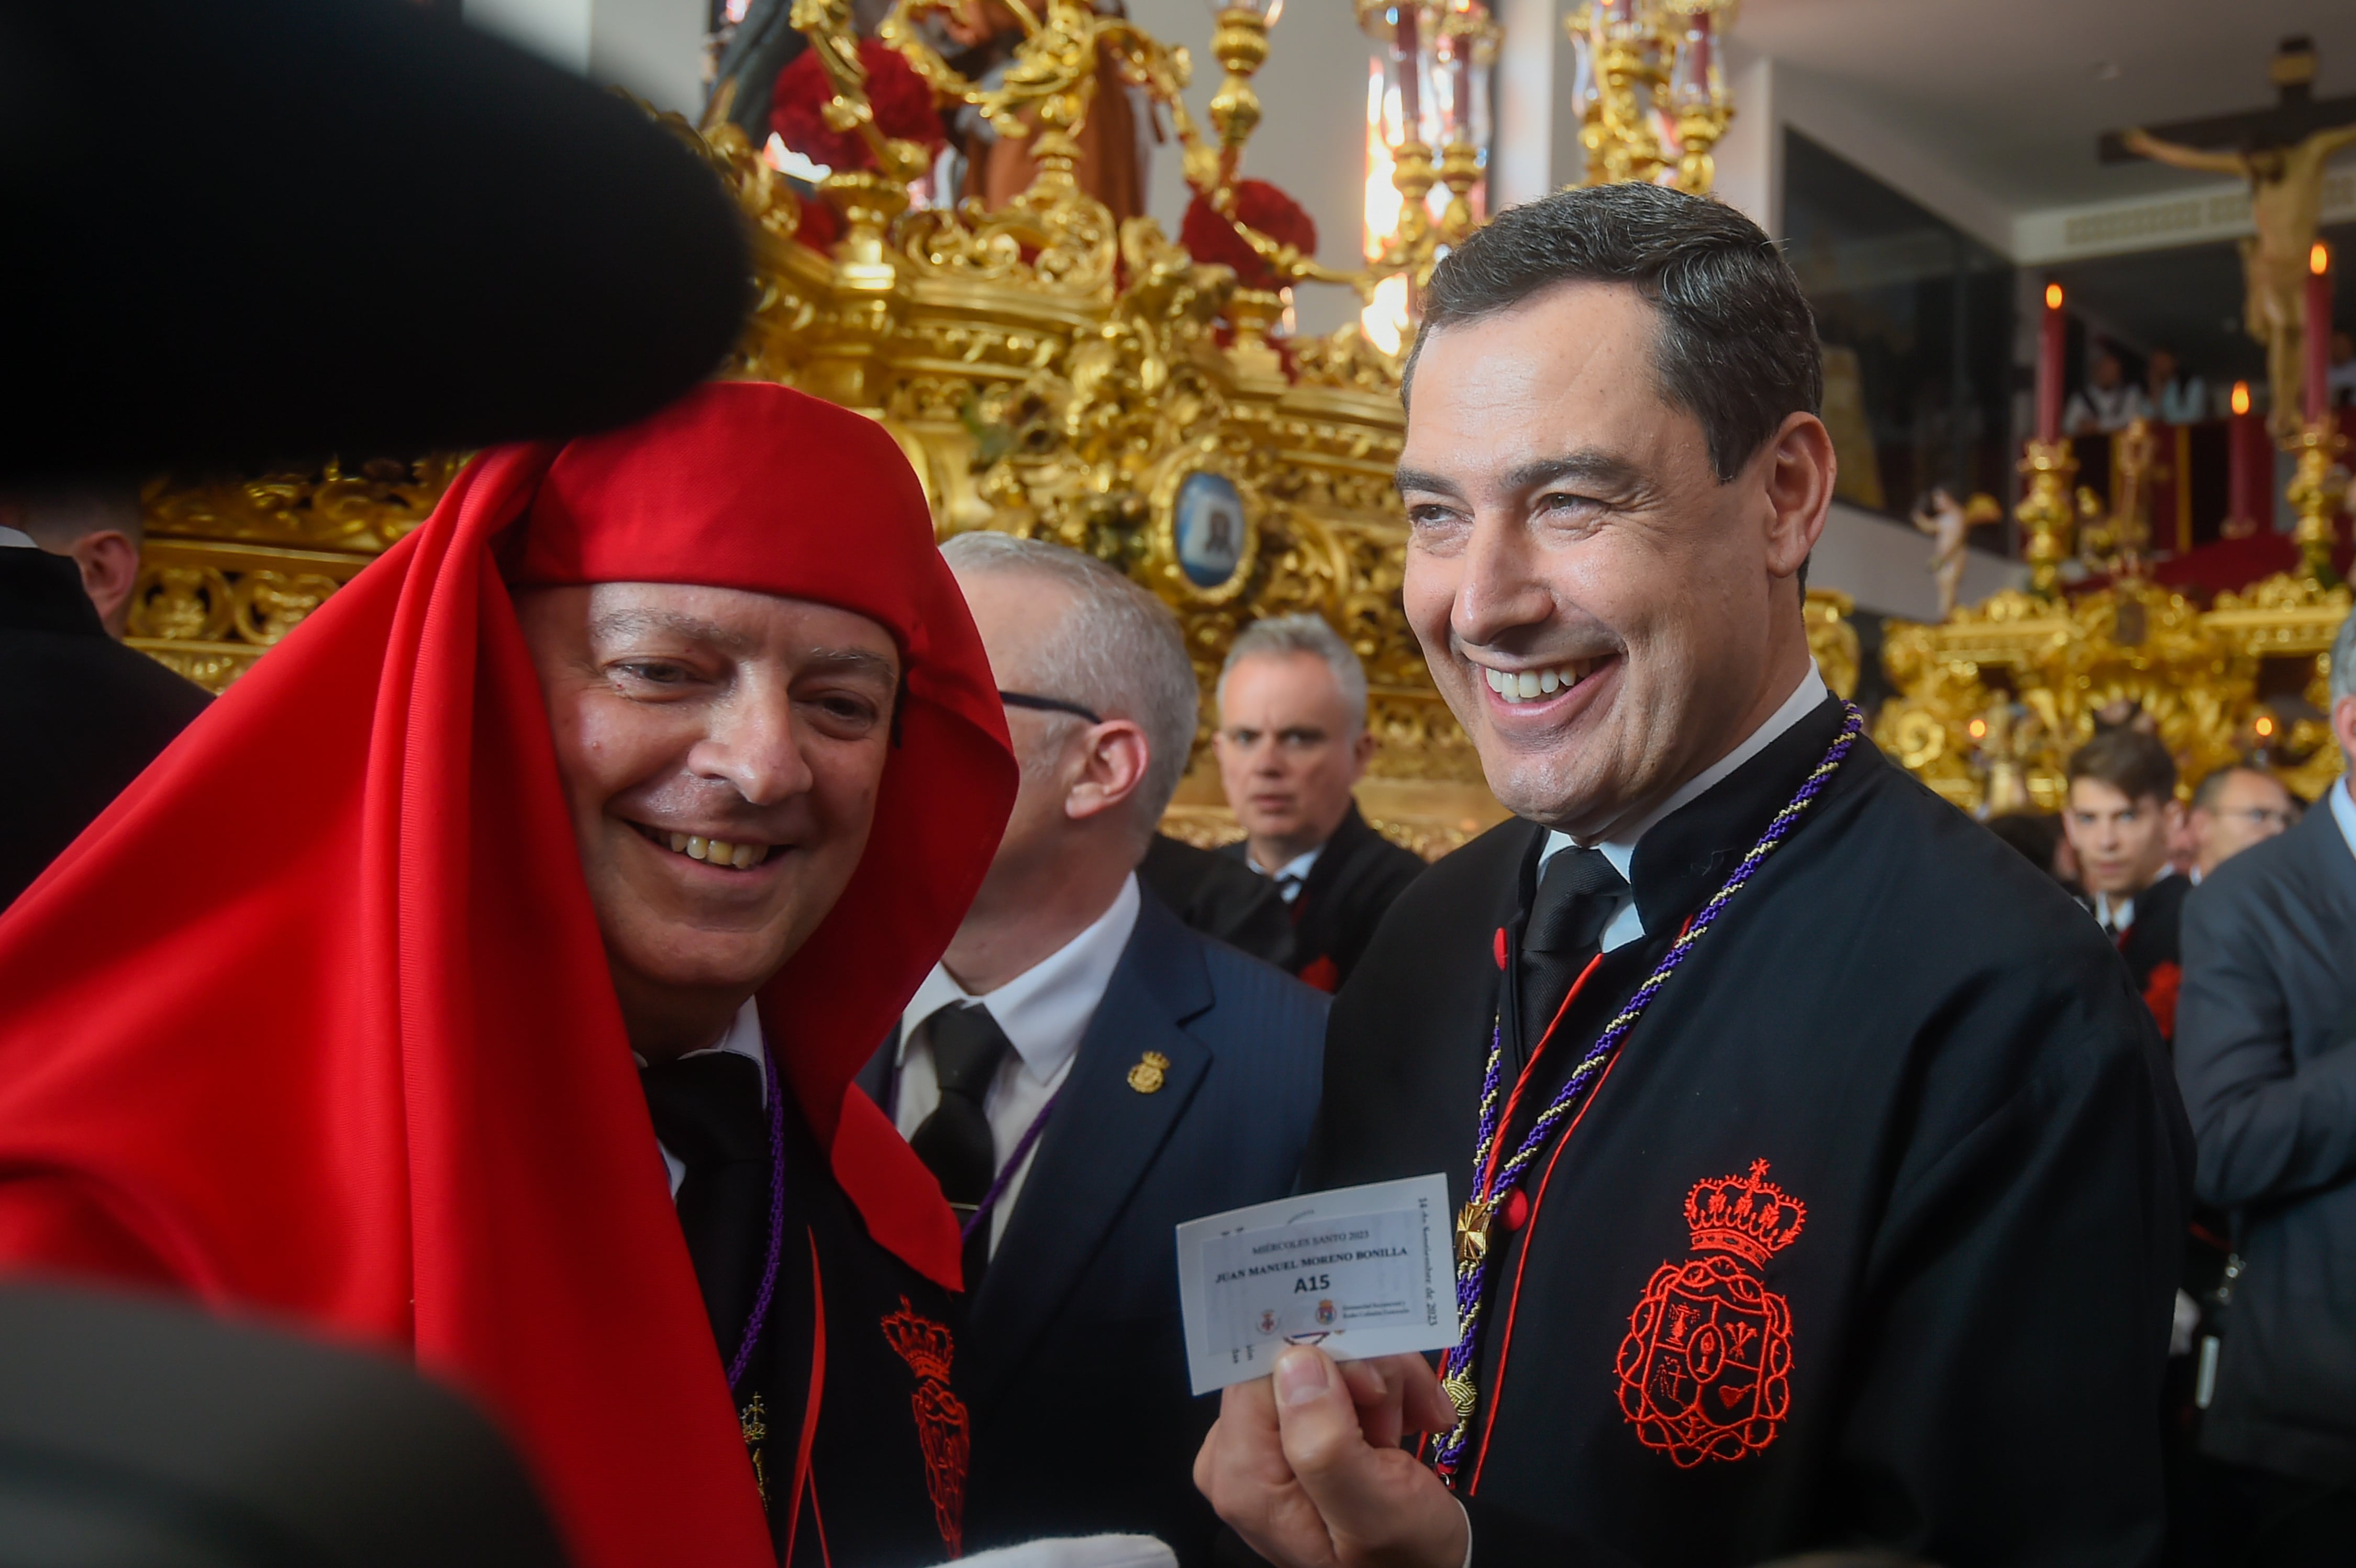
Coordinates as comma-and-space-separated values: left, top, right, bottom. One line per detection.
1173, 1174, 1459, 1396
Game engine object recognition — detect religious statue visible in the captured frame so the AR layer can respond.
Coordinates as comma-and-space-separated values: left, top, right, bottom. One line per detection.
2106, 417, 2168, 578
1910, 487, 2000, 619
2119, 43, 2356, 440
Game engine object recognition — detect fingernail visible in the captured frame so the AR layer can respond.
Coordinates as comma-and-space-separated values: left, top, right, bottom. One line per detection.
1276, 1348, 1327, 1407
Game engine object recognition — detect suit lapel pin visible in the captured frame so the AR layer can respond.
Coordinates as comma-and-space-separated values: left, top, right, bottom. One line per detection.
1126, 1050, 1170, 1094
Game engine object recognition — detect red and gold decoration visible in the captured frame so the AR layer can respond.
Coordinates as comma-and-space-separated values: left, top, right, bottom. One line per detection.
1616, 1161, 1804, 1468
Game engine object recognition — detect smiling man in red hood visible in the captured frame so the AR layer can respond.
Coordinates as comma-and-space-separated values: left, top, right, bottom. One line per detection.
0, 381, 1017, 1568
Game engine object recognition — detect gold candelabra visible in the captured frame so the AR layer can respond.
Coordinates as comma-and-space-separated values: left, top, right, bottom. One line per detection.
1563, 0, 1736, 195
2285, 417, 2348, 588
2017, 439, 2079, 598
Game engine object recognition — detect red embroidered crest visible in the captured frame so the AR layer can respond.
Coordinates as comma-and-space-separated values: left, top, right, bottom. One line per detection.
1614, 1159, 1804, 1467
881, 1297, 969, 1555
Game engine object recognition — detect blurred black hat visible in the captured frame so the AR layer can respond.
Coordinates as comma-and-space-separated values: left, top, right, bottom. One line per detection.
1, 0, 751, 479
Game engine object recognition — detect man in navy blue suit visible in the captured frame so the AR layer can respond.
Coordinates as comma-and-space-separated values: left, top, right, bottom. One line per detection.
861, 532, 1326, 1564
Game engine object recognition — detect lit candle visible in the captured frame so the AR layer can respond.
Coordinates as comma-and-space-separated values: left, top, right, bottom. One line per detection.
2306, 240, 2333, 424
2037, 281, 2065, 445
2226, 380, 2262, 531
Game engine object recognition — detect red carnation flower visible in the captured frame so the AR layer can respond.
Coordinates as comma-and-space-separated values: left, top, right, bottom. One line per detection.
771, 40, 946, 173
1182, 179, 1318, 293
2143, 960, 2182, 1042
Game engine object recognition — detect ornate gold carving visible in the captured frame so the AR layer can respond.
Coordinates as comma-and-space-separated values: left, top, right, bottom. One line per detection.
123, 539, 375, 695
1877, 573, 2350, 814
1803, 587, 1860, 700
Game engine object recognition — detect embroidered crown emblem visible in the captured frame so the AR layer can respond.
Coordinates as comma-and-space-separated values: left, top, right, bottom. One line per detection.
881, 1299, 957, 1384
1682, 1160, 1806, 1268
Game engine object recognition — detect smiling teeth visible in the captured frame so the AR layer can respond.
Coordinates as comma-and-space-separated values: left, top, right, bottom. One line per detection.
662, 830, 768, 869
1483, 660, 1596, 705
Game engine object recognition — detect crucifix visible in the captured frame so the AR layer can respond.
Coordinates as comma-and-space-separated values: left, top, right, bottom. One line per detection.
2102, 37, 2356, 441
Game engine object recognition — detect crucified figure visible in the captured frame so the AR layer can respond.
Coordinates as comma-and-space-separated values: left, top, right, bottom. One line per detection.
2122, 120, 2356, 440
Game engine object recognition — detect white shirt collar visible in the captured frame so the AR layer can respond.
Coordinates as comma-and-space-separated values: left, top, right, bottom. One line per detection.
1535, 664, 1827, 953
1544, 662, 1830, 884
1255, 844, 1321, 902
2330, 776, 2356, 866
898, 873, 1143, 1084
0, 526, 38, 550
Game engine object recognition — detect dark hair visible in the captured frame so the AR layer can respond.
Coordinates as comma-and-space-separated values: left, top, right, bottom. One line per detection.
1404, 183, 1823, 484
1985, 811, 2065, 877
2066, 727, 2177, 805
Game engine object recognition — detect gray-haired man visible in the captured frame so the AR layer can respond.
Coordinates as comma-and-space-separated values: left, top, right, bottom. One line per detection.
1210, 614, 1428, 992
2175, 611, 2356, 1554
860, 532, 1326, 1564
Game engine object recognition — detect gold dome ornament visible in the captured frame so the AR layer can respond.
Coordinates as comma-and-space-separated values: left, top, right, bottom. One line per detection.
1127, 1051, 1171, 1094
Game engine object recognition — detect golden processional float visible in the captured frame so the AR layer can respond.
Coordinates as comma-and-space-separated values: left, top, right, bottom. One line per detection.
125, 0, 1760, 858
119, 0, 2340, 847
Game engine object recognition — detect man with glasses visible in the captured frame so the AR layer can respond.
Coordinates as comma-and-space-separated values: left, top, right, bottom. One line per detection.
1212, 615, 1430, 991
859, 532, 1326, 1565
2187, 764, 2298, 883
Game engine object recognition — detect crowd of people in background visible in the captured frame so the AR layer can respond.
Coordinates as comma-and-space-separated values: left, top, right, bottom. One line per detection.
1985, 635, 2356, 1566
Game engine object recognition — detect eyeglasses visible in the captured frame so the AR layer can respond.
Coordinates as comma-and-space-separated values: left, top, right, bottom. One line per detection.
998, 690, 1103, 725
2218, 807, 2293, 829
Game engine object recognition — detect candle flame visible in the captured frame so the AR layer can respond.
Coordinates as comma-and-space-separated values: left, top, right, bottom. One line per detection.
2231, 380, 2251, 416
1968, 718, 1987, 740
2255, 714, 2275, 738
2313, 241, 2331, 276
2044, 282, 2062, 310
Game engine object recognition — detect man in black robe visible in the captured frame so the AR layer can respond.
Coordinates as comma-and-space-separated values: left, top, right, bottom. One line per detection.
1, 488, 208, 908
1194, 183, 2190, 1567
1212, 614, 1429, 992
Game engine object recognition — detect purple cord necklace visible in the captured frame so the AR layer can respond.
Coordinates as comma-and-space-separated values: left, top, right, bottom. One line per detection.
1429, 702, 1862, 1481
959, 1086, 1064, 1247
725, 1042, 789, 1392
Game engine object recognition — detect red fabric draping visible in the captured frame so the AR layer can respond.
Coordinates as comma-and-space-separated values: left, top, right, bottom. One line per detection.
0, 381, 1016, 1568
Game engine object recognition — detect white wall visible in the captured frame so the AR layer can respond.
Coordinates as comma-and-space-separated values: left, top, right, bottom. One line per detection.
468, 0, 707, 117
1812, 502, 2025, 621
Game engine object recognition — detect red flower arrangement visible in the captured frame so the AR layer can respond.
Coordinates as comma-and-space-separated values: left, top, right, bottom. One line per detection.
1181, 180, 1317, 293
770, 40, 946, 173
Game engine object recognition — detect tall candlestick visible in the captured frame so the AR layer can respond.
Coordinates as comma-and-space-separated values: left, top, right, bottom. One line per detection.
2037, 281, 2065, 446
2225, 381, 2264, 536
1396, 4, 1422, 135
2306, 241, 2333, 424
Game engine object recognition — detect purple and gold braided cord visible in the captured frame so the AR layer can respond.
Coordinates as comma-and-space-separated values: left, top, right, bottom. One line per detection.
1431, 702, 1862, 1477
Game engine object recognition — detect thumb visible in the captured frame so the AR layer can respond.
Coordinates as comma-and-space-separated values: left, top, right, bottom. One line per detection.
1273, 1347, 1386, 1499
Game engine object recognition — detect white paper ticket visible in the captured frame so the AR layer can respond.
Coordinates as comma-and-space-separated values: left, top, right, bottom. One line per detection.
1174, 1173, 1458, 1396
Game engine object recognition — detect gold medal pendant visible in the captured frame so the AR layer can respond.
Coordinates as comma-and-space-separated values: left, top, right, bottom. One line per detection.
1455, 1197, 1495, 1267
739, 1394, 769, 1510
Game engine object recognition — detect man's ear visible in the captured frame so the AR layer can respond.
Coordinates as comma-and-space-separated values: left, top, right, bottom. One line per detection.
1349, 727, 1376, 780
1065, 718, 1151, 825
1758, 412, 1834, 584
2333, 696, 2356, 774
70, 530, 141, 638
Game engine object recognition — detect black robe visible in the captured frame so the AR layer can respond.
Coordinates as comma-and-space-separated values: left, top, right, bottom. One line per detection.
1217, 803, 1427, 992
1, 547, 208, 908
1304, 696, 2192, 1566
1139, 833, 1295, 970
698, 1086, 968, 1568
